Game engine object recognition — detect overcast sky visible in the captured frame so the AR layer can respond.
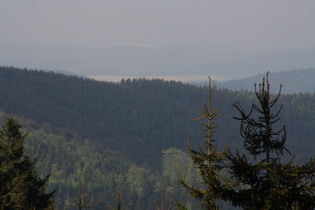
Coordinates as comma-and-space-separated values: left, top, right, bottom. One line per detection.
1, 0, 315, 50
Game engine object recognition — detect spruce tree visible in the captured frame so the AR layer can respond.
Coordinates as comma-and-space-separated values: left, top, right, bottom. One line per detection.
0, 118, 55, 209
179, 78, 230, 209
225, 72, 315, 209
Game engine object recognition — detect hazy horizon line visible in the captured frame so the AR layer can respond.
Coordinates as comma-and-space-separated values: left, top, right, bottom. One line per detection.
89, 75, 231, 83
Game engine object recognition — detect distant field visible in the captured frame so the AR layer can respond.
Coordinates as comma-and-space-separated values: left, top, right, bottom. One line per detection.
89, 75, 231, 83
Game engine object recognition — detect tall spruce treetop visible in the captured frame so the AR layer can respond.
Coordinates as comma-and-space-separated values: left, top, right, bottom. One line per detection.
179, 77, 229, 209
233, 71, 288, 163
0, 118, 55, 209
225, 72, 315, 209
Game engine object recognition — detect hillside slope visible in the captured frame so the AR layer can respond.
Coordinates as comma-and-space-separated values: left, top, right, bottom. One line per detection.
1, 66, 315, 209
1, 66, 314, 163
0, 66, 213, 168
217, 69, 315, 94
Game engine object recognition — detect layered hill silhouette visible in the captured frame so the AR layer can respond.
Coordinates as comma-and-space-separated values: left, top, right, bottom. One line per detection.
0, 66, 314, 209
217, 68, 315, 94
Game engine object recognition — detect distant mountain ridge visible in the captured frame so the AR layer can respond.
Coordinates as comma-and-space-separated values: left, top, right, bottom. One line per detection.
1, 44, 315, 80
217, 69, 315, 94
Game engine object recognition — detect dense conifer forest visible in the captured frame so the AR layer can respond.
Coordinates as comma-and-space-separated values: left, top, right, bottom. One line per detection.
1, 66, 315, 209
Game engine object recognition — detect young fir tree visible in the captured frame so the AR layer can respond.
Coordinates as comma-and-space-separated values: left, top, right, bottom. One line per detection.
179, 77, 230, 209
0, 118, 55, 209
225, 72, 315, 209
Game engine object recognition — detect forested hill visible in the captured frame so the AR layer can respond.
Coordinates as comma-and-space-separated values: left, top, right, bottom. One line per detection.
1, 66, 315, 164
0, 66, 212, 168
1, 66, 315, 209
217, 68, 315, 94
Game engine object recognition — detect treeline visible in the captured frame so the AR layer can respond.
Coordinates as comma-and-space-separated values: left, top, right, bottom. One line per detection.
0, 66, 315, 209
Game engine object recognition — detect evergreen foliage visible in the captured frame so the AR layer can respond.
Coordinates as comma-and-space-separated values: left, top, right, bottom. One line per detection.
0, 66, 315, 209
0, 66, 207, 169
0, 118, 54, 209
179, 78, 229, 209
180, 73, 315, 209
225, 72, 315, 209
233, 72, 288, 162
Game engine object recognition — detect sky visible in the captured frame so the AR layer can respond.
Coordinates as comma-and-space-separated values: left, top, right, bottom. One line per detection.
1, 0, 315, 50
1, 1, 315, 80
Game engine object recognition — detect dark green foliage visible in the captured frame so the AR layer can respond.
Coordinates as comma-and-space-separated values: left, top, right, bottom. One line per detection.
0, 118, 54, 209
1, 66, 315, 209
225, 73, 315, 209
0, 66, 208, 169
179, 78, 230, 209
179, 74, 315, 209
233, 72, 288, 162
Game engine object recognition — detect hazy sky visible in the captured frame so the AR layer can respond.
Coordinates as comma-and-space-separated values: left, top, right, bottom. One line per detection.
1, 0, 315, 50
